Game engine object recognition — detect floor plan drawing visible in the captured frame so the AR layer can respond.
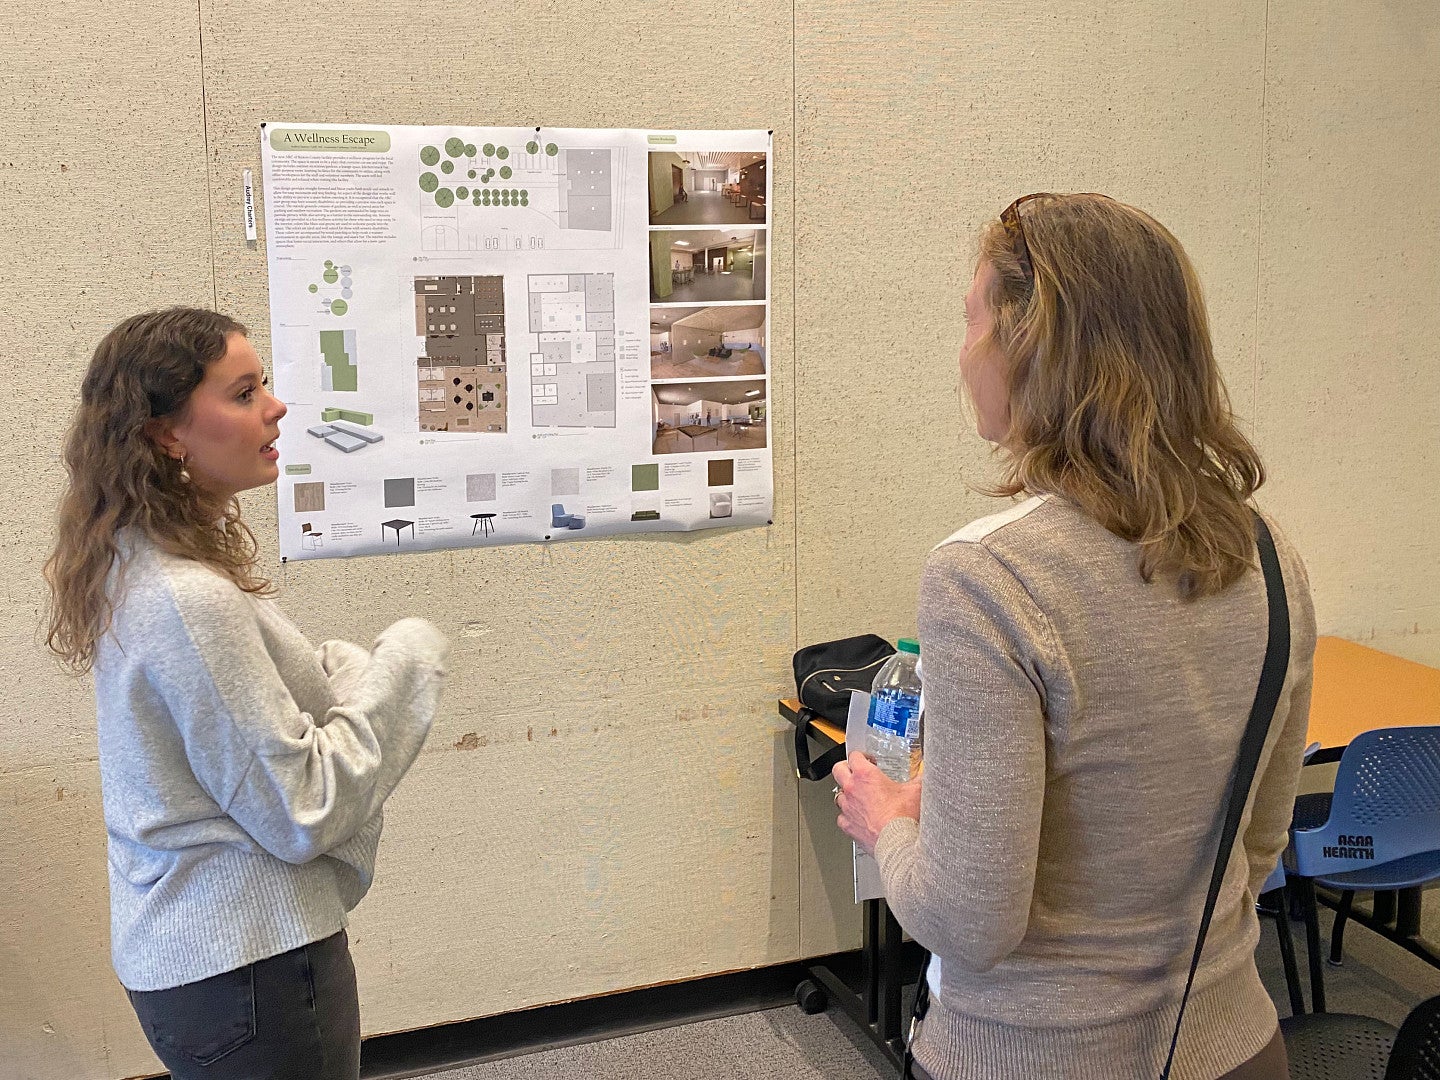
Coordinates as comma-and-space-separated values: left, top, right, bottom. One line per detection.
416, 138, 623, 252
415, 275, 507, 433
528, 274, 616, 428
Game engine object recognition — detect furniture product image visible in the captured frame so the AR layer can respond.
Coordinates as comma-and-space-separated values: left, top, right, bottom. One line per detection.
551, 504, 586, 530
471, 513, 497, 537
300, 523, 323, 550
709, 493, 732, 518
381, 518, 415, 545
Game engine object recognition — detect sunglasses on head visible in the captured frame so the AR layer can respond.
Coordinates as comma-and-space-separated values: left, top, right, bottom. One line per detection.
999, 192, 1113, 283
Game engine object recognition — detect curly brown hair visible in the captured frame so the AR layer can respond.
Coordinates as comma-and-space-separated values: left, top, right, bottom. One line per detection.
45, 308, 273, 672
977, 194, 1265, 600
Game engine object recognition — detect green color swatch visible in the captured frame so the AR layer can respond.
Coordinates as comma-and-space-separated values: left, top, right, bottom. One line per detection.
632, 464, 660, 491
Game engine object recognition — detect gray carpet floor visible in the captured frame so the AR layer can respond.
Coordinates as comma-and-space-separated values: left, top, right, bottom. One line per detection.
420, 901, 1440, 1079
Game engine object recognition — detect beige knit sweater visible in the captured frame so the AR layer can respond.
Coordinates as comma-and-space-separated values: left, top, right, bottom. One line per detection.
875, 495, 1315, 1080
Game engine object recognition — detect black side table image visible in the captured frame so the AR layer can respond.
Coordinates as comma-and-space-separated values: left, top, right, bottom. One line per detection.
471, 513, 497, 537
381, 518, 415, 546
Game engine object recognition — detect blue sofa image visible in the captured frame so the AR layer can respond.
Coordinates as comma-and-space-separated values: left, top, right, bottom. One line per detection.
551, 503, 586, 530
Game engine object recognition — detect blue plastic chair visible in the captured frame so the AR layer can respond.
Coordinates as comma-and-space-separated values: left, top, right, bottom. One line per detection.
1288, 726, 1440, 1013
1281, 990, 1440, 1079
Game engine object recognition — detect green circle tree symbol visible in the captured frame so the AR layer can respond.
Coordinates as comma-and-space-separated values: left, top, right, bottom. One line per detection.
468, 169, 477, 179
465, 143, 476, 156
457, 186, 469, 199
545, 143, 558, 156
445, 137, 465, 157
496, 146, 509, 160
483, 143, 495, 156
419, 172, 439, 192
330, 299, 348, 316
435, 188, 455, 208
527, 141, 539, 154
420, 146, 440, 166
440, 160, 454, 174
499, 166, 512, 179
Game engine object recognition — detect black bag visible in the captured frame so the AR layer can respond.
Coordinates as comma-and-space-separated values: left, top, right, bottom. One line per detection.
791, 634, 895, 781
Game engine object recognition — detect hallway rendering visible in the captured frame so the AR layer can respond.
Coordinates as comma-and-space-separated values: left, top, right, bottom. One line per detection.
649, 151, 767, 226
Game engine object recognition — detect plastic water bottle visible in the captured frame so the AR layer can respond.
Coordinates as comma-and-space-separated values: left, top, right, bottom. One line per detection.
865, 638, 922, 781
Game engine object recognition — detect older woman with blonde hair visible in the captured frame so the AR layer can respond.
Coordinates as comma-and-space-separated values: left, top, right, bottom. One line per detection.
46, 308, 449, 1079
834, 194, 1314, 1080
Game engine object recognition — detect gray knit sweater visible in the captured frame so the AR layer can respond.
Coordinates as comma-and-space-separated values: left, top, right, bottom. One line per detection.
96, 533, 448, 991
875, 495, 1315, 1080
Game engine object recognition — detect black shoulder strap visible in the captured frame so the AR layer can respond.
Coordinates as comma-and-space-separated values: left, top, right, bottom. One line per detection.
1160, 511, 1290, 1079
793, 706, 847, 782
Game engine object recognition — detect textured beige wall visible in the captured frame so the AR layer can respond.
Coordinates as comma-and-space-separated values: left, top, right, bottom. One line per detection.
2, 0, 1437, 1076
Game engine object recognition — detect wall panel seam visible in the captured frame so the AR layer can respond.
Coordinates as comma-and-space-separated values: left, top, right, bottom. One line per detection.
791, 0, 803, 956
198, 0, 219, 309
1253, 0, 1271, 442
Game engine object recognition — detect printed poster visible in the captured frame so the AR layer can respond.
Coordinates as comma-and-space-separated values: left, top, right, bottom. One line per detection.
260, 124, 773, 560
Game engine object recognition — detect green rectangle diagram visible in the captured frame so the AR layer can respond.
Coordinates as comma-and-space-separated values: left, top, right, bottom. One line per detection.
632, 463, 660, 491
320, 330, 358, 392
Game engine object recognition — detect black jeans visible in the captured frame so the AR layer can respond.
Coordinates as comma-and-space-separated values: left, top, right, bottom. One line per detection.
127, 930, 359, 1080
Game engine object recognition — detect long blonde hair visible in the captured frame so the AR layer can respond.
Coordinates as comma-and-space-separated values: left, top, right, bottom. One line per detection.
978, 194, 1264, 599
45, 308, 272, 673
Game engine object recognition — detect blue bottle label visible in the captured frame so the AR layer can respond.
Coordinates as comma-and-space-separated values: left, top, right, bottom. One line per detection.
868, 691, 920, 738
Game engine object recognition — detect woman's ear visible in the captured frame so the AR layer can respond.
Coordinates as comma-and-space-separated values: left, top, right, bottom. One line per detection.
143, 417, 184, 460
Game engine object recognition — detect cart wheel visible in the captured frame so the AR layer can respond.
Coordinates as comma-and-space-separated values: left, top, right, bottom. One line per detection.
795, 978, 828, 1014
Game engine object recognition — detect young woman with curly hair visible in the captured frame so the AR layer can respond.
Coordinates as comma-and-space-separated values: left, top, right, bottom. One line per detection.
46, 308, 449, 1080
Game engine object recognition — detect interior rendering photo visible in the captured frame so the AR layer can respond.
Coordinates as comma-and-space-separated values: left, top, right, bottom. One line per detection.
650, 228, 767, 304
651, 379, 768, 455
651, 305, 767, 379
648, 150, 767, 226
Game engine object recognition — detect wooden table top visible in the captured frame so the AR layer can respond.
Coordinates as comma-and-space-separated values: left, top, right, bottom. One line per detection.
782, 635, 1439, 756
1307, 635, 1440, 750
